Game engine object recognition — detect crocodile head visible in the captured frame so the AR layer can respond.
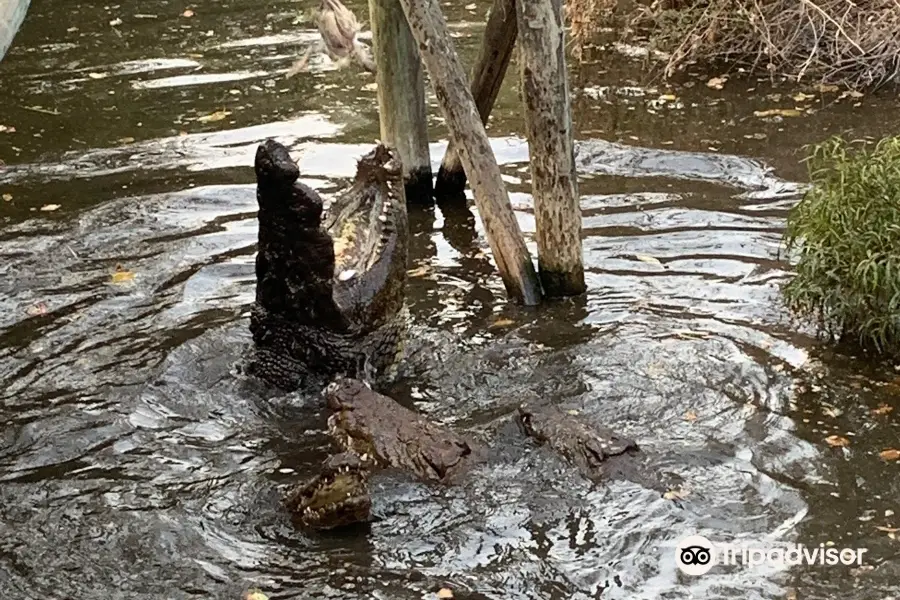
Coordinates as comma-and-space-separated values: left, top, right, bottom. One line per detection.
324, 377, 477, 482
249, 139, 409, 389
284, 451, 372, 530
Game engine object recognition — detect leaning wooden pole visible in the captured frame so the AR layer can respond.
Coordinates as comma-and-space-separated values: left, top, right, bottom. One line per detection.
0, 0, 30, 63
434, 0, 518, 199
397, 0, 542, 305
515, 0, 586, 297
368, 0, 433, 204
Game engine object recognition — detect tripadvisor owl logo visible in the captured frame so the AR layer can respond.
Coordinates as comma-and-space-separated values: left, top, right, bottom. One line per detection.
674, 534, 870, 575
675, 535, 716, 575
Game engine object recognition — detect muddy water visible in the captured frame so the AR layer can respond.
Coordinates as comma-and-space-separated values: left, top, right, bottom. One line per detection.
2, 1, 900, 598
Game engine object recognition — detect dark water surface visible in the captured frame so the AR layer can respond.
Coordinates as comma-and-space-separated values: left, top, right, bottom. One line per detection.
2, 1, 900, 598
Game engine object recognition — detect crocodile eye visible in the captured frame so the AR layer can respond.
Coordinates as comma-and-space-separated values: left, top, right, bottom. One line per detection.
324, 381, 340, 395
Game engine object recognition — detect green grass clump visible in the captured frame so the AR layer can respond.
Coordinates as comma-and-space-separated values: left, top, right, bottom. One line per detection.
783, 136, 900, 354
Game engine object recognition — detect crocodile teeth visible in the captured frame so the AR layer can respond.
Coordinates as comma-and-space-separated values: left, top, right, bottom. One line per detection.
338, 269, 357, 281
378, 215, 387, 223
360, 453, 369, 462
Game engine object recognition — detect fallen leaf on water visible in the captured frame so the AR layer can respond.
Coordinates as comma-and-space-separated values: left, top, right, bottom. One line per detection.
182, 9, 195, 17
684, 410, 698, 422
464, 3, 476, 9
753, 108, 803, 118
88, 72, 106, 80
673, 329, 710, 340
792, 92, 815, 102
242, 590, 268, 600
873, 403, 894, 415
706, 76, 726, 90
406, 265, 430, 278
118, 137, 135, 144
196, 110, 231, 123
437, 589, 454, 599
0, 125, 15, 133
635, 253, 663, 266
40, 204, 61, 212
361, 82, 378, 92
2, 193, 12, 202
839, 90, 864, 100
109, 17, 123, 26
488, 318, 515, 330
659, 93, 677, 101
821, 406, 843, 418
879, 449, 900, 461
25, 302, 48, 316
825, 435, 850, 447
664, 488, 689, 501
567, 409, 580, 416
111, 265, 135, 284
875, 526, 900, 533
815, 83, 839, 93
850, 565, 875, 577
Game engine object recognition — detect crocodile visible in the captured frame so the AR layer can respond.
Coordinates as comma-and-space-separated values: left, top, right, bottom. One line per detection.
324, 377, 480, 483
246, 139, 409, 391
284, 451, 371, 530
517, 402, 639, 482
284, 378, 647, 530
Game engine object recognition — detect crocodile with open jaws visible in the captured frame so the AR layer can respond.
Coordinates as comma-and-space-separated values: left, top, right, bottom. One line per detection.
247, 138, 408, 391
246, 140, 645, 530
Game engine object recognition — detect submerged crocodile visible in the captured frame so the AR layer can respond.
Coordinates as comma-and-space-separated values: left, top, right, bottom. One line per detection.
247, 139, 409, 391
518, 402, 639, 482
286, 378, 644, 529
325, 377, 480, 482
284, 451, 371, 530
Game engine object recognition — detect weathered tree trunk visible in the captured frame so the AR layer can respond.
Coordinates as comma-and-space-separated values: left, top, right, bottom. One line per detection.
368, 0, 433, 204
515, 0, 586, 297
434, 0, 518, 201
397, 0, 542, 305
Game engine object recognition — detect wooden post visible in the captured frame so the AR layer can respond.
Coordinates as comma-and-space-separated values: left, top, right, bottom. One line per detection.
397, 0, 542, 306
515, 0, 586, 297
368, 0, 433, 204
434, 0, 518, 200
